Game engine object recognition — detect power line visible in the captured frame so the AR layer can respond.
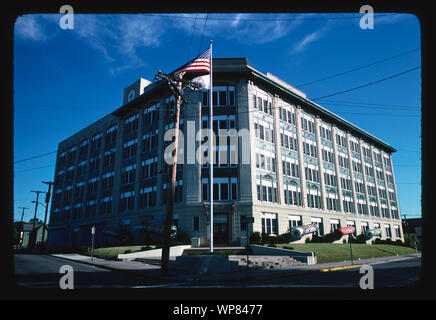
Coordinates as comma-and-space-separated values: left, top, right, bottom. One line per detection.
144, 13, 404, 22
186, 14, 198, 61
311, 66, 421, 101
14, 151, 57, 164
295, 48, 420, 88
14, 164, 55, 173
198, 14, 208, 55
316, 99, 420, 110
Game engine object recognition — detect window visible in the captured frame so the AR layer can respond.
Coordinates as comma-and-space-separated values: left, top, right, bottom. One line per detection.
307, 192, 322, 209
204, 86, 236, 107
303, 141, 317, 158
123, 139, 137, 160
311, 217, 323, 236
336, 134, 347, 147
257, 180, 277, 203
320, 126, 332, 141
121, 164, 136, 185
202, 177, 237, 202
343, 199, 355, 213
100, 196, 112, 215
101, 172, 114, 190
301, 117, 315, 134
120, 191, 135, 211
341, 177, 352, 191
261, 212, 278, 235
322, 149, 334, 164
326, 196, 339, 211
104, 148, 116, 167
394, 225, 401, 238
288, 215, 302, 229
140, 186, 157, 208
193, 216, 200, 231
330, 219, 341, 233
125, 113, 139, 136
105, 125, 118, 145
385, 224, 392, 238
324, 172, 337, 187
305, 166, 320, 183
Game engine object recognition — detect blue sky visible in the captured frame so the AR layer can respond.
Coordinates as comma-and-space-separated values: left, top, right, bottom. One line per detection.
13, 12, 421, 223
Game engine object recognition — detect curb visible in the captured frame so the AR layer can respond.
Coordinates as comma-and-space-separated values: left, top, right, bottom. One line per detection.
319, 264, 362, 272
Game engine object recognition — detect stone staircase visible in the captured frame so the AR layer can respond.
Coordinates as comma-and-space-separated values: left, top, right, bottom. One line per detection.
228, 255, 307, 269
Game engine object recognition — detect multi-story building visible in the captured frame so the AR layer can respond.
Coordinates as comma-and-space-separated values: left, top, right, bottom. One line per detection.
46, 58, 403, 249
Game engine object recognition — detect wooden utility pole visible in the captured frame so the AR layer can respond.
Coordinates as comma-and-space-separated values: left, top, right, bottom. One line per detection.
41, 181, 55, 249
160, 77, 183, 276
30, 190, 45, 248
155, 71, 201, 276
19, 207, 28, 223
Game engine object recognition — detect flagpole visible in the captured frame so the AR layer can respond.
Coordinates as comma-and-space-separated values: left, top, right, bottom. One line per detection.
209, 40, 213, 253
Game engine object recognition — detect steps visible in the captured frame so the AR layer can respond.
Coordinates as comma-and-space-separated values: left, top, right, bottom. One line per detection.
228, 255, 307, 269
135, 255, 308, 270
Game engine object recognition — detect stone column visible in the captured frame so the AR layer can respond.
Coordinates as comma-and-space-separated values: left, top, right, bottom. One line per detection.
314, 116, 327, 210
358, 139, 371, 217
183, 90, 202, 204
272, 94, 284, 205
295, 107, 307, 208
370, 145, 383, 218
345, 132, 359, 215
331, 125, 344, 212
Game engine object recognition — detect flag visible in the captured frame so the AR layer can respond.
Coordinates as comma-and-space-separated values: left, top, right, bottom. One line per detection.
171, 48, 211, 83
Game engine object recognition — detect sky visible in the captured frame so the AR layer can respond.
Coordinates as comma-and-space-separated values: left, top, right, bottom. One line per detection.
13, 11, 421, 223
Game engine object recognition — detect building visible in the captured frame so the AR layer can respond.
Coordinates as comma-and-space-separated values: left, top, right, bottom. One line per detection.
46, 58, 404, 249
16, 222, 48, 248
402, 217, 422, 241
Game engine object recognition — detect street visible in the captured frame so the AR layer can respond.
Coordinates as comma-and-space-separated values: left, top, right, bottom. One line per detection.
14, 253, 420, 290
14, 254, 166, 288
178, 256, 421, 288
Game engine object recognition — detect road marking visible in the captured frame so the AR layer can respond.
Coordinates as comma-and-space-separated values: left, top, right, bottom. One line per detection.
131, 282, 189, 288
320, 265, 362, 272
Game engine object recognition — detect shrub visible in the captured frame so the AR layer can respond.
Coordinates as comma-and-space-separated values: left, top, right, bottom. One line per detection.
275, 232, 291, 244
175, 230, 190, 244
261, 232, 270, 245
250, 232, 261, 244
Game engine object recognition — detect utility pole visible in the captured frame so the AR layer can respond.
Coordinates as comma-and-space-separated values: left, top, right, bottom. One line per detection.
41, 181, 55, 249
18, 207, 28, 248
155, 71, 200, 276
30, 190, 45, 248
19, 207, 28, 223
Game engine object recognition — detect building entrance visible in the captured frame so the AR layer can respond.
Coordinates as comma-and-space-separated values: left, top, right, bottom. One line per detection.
213, 213, 229, 245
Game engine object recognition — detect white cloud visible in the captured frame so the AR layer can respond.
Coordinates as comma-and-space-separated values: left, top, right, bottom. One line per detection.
291, 21, 332, 54
15, 14, 59, 42
170, 13, 307, 45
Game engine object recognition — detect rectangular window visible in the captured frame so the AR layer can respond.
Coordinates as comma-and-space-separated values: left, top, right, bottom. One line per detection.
193, 216, 200, 231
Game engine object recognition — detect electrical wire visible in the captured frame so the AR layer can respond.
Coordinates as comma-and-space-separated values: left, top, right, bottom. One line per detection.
311, 66, 421, 101
14, 151, 57, 164
295, 48, 420, 88
143, 13, 405, 22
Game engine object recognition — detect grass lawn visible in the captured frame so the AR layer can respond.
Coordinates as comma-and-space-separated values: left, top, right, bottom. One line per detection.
80, 245, 158, 260
273, 243, 418, 264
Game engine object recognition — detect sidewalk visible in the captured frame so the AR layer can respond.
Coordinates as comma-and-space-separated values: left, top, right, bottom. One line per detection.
51, 252, 421, 284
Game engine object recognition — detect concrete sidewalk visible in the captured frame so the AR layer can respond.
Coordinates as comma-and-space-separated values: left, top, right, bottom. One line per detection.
51, 252, 421, 284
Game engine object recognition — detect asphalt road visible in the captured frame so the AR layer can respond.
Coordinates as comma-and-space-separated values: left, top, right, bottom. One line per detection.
14, 254, 164, 288
177, 256, 421, 288
13, 254, 421, 290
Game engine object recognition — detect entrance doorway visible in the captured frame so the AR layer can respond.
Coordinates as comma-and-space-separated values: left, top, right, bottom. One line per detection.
213, 213, 229, 245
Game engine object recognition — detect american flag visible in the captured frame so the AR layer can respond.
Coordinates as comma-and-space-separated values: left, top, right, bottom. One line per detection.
171, 47, 211, 80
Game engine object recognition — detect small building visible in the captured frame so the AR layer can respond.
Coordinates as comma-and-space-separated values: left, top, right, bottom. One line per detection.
17, 222, 48, 248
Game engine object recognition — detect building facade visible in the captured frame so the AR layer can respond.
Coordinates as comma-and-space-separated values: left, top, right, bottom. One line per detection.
46, 58, 403, 249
